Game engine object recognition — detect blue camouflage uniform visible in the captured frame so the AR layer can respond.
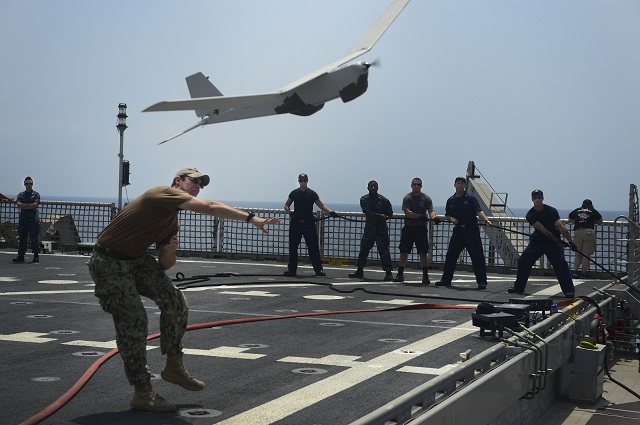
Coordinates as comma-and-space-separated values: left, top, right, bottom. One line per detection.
16, 189, 40, 256
440, 192, 488, 286
356, 192, 393, 271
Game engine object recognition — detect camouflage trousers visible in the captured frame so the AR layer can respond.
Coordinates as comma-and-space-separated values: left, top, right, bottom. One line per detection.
88, 251, 188, 385
356, 223, 392, 271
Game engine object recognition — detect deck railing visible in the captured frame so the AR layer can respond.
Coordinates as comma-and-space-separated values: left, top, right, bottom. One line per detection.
0, 200, 116, 252
0, 200, 632, 278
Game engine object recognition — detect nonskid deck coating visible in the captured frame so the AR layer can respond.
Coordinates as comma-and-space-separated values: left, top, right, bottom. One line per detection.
0, 251, 636, 425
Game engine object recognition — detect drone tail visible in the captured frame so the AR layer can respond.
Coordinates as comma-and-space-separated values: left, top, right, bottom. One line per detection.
186, 72, 224, 117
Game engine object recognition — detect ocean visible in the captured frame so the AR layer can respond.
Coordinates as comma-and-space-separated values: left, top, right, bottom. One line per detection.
44, 196, 628, 221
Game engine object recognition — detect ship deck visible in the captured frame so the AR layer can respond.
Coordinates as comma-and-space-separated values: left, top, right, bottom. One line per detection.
1, 250, 637, 425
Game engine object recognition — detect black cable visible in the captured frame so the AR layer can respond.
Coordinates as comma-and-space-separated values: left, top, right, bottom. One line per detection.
332, 213, 366, 223
322, 213, 443, 224
483, 223, 533, 238
173, 272, 493, 304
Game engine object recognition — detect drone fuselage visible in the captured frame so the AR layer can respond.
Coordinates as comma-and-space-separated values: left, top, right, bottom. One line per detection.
199, 62, 369, 125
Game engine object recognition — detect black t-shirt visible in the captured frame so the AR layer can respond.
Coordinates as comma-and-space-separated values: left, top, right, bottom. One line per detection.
402, 192, 433, 227
569, 207, 602, 230
288, 188, 319, 221
526, 204, 561, 241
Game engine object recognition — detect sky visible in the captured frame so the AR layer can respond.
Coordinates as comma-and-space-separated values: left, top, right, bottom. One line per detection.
1, 0, 639, 212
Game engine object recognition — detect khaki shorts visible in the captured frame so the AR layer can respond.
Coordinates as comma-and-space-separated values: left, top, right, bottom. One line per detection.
574, 228, 596, 256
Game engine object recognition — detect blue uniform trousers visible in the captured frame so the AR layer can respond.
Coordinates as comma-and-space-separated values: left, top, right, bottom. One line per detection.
356, 222, 392, 271
441, 226, 487, 286
513, 239, 574, 294
18, 217, 40, 256
288, 220, 323, 273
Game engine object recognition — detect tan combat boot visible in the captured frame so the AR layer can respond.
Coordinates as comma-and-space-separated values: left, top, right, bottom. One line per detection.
130, 383, 176, 413
161, 353, 205, 391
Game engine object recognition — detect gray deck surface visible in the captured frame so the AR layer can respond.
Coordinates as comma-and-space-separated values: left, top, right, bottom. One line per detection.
1, 250, 637, 425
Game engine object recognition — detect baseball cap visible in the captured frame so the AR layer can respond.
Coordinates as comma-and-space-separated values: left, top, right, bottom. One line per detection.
454, 176, 466, 183
175, 167, 210, 187
298, 173, 308, 181
476, 302, 502, 314
582, 199, 593, 206
531, 189, 544, 198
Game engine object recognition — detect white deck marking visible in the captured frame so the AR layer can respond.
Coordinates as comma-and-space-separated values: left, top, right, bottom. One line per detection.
0, 277, 20, 282
279, 354, 363, 366
38, 280, 79, 285
398, 364, 459, 375
0, 290, 94, 296
303, 295, 347, 300
216, 322, 477, 424
363, 298, 423, 306
217, 290, 279, 297
181, 283, 315, 292
63, 340, 119, 349
0, 332, 57, 343
61, 340, 265, 359
183, 346, 266, 359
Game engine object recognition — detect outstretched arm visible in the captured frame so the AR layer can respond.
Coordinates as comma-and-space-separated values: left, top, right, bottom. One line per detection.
179, 197, 280, 234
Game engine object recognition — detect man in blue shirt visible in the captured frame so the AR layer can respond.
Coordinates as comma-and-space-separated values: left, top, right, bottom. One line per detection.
348, 180, 394, 281
13, 176, 40, 263
436, 177, 491, 289
507, 189, 576, 298
283, 173, 336, 277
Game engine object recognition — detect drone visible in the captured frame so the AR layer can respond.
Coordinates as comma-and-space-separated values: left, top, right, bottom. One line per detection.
143, 0, 411, 144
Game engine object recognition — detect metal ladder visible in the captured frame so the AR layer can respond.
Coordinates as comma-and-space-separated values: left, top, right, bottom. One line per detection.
465, 160, 526, 267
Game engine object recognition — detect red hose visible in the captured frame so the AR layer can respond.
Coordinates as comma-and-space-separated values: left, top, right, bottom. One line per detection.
19, 302, 473, 425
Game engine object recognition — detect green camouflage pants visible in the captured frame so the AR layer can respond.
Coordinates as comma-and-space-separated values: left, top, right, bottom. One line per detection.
88, 251, 188, 385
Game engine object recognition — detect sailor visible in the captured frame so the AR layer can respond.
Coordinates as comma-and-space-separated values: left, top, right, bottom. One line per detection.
13, 176, 40, 263
507, 189, 576, 298
436, 177, 491, 289
88, 167, 280, 413
348, 180, 394, 280
283, 173, 336, 277
568, 199, 603, 278
394, 177, 438, 284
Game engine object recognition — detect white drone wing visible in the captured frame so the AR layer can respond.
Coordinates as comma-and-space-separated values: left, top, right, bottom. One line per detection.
143, 93, 279, 113
279, 0, 411, 92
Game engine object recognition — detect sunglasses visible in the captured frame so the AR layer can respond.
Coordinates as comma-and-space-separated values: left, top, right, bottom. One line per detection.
412, 183, 422, 187
185, 176, 205, 188
25, 183, 33, 186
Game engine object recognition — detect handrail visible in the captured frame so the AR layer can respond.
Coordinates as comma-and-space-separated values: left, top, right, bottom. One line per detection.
614, 215, 640, 285
352, 290, 616, 425
350, 344, 510, 425
0, 202, 632, 279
